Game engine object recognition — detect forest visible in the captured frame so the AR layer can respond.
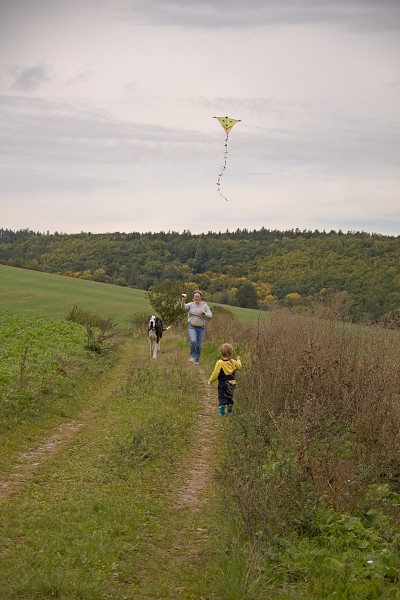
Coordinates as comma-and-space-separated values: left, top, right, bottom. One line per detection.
1, 227, 399, 323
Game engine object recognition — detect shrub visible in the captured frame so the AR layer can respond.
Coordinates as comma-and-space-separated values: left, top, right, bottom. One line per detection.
380, 308, 400, 330
66, 305, 118, 354
146, 280, 185, 325
129, 311, 151, 337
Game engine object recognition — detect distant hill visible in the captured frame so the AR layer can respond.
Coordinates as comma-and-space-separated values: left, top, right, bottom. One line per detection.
1, 228, 399, 322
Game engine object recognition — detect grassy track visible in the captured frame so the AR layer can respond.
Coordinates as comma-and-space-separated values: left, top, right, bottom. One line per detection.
0, 334, 224, 599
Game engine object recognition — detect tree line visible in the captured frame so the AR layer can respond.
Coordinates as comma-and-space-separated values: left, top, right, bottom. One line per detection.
0, 227, 399, 324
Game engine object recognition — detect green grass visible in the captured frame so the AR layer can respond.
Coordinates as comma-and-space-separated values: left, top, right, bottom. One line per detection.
0, 311, 88, 434
0, 310, 87, 391
0, 309, 108, 472
0, 264, 151, 324
4, 265, 399, 597
0, 339, 221, 599
212, 303, 267, 322
0, 264, 265, 324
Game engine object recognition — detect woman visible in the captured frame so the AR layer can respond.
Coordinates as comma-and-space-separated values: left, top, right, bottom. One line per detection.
181, 290, 212, 364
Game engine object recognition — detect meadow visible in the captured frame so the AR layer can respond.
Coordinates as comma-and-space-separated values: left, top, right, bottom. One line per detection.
0, 264, 150, 323
1, 265, 400, 598
0, 264, 262, 323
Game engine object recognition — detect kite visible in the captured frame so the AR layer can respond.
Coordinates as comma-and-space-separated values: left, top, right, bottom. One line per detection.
213, 115, 241, 201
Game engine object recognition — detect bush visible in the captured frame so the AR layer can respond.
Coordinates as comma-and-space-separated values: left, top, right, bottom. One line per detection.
146, 280, 186, 325
381, 308, 400, 330
236, 282, 258, 309
205, 305, 237, 345
66, 305, 118, 354
129, 311, 152, 337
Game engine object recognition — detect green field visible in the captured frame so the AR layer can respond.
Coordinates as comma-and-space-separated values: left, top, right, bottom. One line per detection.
0, 264, 151, 323
0, 264, 263, 323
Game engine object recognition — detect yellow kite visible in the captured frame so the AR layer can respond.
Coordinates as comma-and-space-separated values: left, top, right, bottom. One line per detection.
214, 116, 241, 134
213, 115, 241, 201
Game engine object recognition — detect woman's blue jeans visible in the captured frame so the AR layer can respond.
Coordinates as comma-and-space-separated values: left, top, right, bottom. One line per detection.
188, 324, 206, 362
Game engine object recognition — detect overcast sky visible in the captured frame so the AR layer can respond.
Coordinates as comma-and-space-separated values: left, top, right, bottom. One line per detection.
1, 0, 399, 235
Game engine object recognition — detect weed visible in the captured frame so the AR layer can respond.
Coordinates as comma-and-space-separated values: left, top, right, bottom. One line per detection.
129, 310, 151, 337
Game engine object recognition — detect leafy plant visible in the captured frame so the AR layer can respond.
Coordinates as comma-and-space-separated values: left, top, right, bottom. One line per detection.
146, 280, 185, 324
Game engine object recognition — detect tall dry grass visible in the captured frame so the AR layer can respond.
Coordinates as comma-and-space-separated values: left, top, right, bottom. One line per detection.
214, 308, 400, 536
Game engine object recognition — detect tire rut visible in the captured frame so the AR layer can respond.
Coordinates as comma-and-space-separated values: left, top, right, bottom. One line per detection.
0, 420, 83, 501
176, 365, 218, 511
0, 342, 135, 502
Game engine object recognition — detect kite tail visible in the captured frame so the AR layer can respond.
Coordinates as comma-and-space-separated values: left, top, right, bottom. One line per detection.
216, 132, 229, 201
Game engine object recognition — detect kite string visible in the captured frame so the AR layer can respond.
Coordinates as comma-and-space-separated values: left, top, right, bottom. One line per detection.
185, 234, 202, 293
216, 132, 229, 201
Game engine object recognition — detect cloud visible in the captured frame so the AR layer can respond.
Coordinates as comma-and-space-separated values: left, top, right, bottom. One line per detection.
123, 81, 137, 94
66, 65, 94, 86
0, 95, 213, 170
1, 93, 399, 185
121, 0, 400, 31
8, 62, 51, 91
193, 96, 400, 169
0, 164, 119, 194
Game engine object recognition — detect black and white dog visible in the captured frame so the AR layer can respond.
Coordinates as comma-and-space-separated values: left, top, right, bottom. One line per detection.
148, 315, 169, 358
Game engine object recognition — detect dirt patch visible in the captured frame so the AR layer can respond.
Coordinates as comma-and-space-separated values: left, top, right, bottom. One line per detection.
0, 420, 83, 501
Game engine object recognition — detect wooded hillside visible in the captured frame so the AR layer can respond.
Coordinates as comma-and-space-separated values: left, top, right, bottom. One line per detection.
1, 228, 399, 323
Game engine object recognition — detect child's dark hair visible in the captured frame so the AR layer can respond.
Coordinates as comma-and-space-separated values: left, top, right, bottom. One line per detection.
220, 343, 233, 359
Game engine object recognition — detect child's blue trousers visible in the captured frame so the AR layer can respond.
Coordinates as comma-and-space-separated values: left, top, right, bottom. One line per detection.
218, 380, 235, 407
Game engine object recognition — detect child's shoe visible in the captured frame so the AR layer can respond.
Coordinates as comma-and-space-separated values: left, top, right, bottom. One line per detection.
226, 406, 233, 414
219, 405, 225, 416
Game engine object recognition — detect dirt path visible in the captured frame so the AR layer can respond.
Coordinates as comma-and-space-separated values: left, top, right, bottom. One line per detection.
0, 420, 83, 501
0, 342, 220, 515
177, 366, 217, 511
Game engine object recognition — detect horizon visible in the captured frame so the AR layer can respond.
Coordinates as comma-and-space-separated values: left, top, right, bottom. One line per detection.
1, 225, 399, 239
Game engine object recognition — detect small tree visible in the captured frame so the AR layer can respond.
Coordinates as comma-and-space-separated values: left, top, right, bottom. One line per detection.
146, 280, 185, 324
236, 281, 258, 309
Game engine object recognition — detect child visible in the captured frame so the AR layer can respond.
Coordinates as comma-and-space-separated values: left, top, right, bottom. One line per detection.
208, 343, 242, 415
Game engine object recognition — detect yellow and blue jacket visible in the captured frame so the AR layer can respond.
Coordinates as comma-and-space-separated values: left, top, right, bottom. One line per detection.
209, 358, 242, 385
